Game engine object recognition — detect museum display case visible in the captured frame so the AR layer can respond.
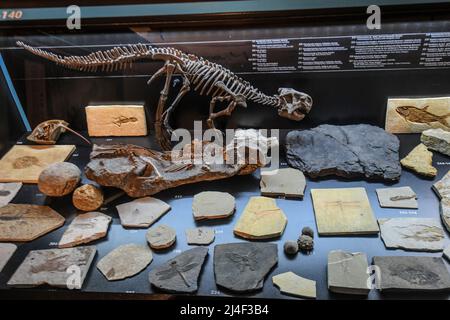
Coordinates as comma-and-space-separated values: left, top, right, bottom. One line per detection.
0, 0, 450, 300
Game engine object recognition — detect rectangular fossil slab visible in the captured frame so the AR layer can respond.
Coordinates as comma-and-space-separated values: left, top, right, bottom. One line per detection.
375, 186, 418, 209
8, 246, 96, 289
0, 145, 75, 183
311, 187, 379, 236
373, 256, 450, 292
86, 105, 147, 137
385, 97, 450, 133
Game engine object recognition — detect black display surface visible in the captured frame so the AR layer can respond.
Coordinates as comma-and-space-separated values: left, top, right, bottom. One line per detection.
0, 131, 449, 300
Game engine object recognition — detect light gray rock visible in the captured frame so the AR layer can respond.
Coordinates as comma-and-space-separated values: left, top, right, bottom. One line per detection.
373, 256, 450, 292
0, 183, 22, 208
58, 212, 111, 248
7, 246, 96, 289
375, 186, 418, 209
260, 168, 306, 198
378, 218, 444, 252
0, 243, 17, 272
97, 244, 152, 281
327, 250, 370, 295
214, 242, 278, 292
116, 197, 171, 228
432, 170, 450, 232
186, 227, 215, 245
444, 245, 450, 261
146, 225, 176, 249
192, 191, 235, 220
149, 247, 208, 293
421, 128, 450, 156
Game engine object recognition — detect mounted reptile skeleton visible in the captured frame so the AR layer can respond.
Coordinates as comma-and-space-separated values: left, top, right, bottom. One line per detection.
17, 42, 313, 150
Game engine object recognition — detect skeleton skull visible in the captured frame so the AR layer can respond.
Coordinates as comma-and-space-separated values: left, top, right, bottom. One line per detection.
277, 88, 313, 121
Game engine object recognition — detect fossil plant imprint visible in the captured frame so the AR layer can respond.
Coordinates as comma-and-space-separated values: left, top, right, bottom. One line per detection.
17, 42, 313, 150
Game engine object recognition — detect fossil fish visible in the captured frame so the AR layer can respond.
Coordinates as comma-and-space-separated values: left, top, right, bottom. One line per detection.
395, 105, 450, 128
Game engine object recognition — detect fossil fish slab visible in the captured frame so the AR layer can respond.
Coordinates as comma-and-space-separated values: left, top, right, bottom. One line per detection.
310, 188, 379, 236
260, 168, 306, 198
385, 97, 450, 133
192, 191, 235, 220
0, 204, 65, 242
373, 256, 450, 292
272, 271, 316, 299
286, 124, 401, 181
97, 244, 152, 281
7, 246, 96, 289
375, 186, 418, 209
378, 218, 444, 252
58, 212, 112, 248
214, 242, 278, 292
116, 197, 171, 228
0, 243, 17, 272
149, 247, 208, 293
433, 170, 450, 232
0, 182, 22, 208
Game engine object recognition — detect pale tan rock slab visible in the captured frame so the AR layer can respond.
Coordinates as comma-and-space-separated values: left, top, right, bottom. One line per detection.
97, 244, 152, 281
0, 182, 22, 208
0, 243, 17, 272
116, 197, 171, 228
59, 212, 112, 248
192, 191, 235, 220
86, 105, 147, 137
432, 170, 450, 232
7, 246, 96, 288
0, 204, 65, 242
375, 186, 418, 209
38, 162, 81, 197
260, 168, 306, 198
234, 196, 287, 239
146, 224, 176, 249
311, 188, 379, 236
185, 227, 215, 245
272, 271, 316, 299
401, 143, 437, 178
421, 128, 450, 156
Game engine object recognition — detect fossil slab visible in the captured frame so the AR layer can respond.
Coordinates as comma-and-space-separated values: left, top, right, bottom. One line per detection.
192, 191, 235, 220
401, 143, 437, 178
185, 227, 215, 245
116, 197, 171, 228
0, 243, 17, 272
59, 212, 112, 248
7, 246, 96, 289
385, 97, 450, 133
234, 196, 287, 239
311, 188, 379, 236
260, 168, 306, 198
432, 170, 450, 232
286, 124, 401, 181
97, 244, 152, 281
214, 242, 278, 292
0, 145, 76, 183
327, 250, 370, 295
146, 224, 176, 249
373, 256, 450, 292
0, 204, 65, 242
272, 271, 316, 299
149, 247, 208, 293
378, 218, 444, 252
85, 131, 273, 197
444, 245, 450, 261
421, 128, 450, 156
375, 186, 418, 209
0, 182, 22, 208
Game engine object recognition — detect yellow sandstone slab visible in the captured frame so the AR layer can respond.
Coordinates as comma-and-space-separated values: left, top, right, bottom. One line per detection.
401, 143, 437, 178
234, 196, 287, 240
86, 105, 147, 137
311, 188, 379, 236
272, 271, 316, 299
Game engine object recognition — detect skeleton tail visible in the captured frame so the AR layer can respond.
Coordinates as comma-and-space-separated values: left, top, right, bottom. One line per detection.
16, 41, 152, 72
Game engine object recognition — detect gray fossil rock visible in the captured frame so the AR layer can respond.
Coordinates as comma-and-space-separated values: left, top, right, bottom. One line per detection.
432, 170, 450, 233
421, 128, 450, 156
0, 243, 17, 272
185, 227, 215, 245
149, 247, 208, 293
286, 124, 401, 181
214, 242, 278, 292
373, 256, 450, 292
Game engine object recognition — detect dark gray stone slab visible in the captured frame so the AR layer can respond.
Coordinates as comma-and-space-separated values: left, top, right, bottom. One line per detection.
214, 242, 278, 293
373, 256, 450, 292
285, 124, 401, 181
149, 247, 208, 293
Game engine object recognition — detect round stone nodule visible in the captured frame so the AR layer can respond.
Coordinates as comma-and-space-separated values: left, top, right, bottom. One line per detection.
73, 184, 103, 211
284, 240, 299, 255
38, 162, 81, 197
298, 235, 314, 252
301, 226, 314, 239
